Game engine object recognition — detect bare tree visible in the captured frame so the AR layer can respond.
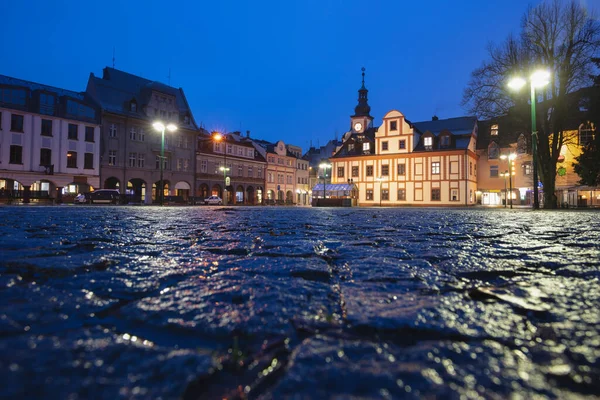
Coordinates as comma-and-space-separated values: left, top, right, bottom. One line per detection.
463, 0, 600, 208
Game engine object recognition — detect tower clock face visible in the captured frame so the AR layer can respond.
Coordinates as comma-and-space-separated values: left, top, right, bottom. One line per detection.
354, 122, 363, 132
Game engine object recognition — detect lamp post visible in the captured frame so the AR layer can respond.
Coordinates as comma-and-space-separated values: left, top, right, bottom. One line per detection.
212, 132, 229, 205
508, 70, 551, 210
319, 162, 331, 201
152, 121, 177, 206
500, 171, 508, 208
500, 153, 516, 209
376, 176, 384, 207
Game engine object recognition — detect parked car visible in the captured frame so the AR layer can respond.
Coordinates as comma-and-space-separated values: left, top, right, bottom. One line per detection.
204, 195, 222, 205
76, 189, 120, 204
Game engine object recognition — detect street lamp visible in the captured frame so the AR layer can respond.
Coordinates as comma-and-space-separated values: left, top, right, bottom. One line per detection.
499, 171, 509, 208
376, 176, 384, 207
319, 162, 331, 201
212, 132, 229, 205
152, 121, 177, 206
508, 69, 551, 209
500, 153, 516, 209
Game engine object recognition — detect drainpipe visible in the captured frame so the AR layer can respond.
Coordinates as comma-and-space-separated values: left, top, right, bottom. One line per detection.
465, 150, 468, 206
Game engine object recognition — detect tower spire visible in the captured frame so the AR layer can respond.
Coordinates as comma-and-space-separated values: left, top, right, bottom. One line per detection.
353, 67, 371, 117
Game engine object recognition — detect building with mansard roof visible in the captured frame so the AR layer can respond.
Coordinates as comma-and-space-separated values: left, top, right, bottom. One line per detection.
85, 67, 199, 204
0, 74, 100, 204
328, 69, 479, 206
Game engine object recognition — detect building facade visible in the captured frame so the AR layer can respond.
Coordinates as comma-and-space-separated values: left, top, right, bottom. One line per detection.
0, 74, 100, 203
329, 71, 479, 206
254, 139, 304, 204
86, 67, 198, 204
196, 131, 267, 205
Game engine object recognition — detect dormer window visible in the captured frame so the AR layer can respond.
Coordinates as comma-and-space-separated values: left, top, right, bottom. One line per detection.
424, 136, 433, 150
184, 114, 190, 124
491, 124, 498, 136
362, 142, 370, 151
130, 100, 137, 112
488, 142, 499, 159
390, 121, 397, 131
517, 134, 527, 154
440, 135, 450, 148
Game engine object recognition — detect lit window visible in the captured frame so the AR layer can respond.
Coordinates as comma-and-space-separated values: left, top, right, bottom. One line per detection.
424, 136, 433, 149
491, 124, 499, 136
431, 162, 440, 174
363, 142, 370, 151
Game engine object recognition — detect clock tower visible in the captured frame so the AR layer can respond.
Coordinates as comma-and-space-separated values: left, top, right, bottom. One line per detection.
351, 67, 373, 133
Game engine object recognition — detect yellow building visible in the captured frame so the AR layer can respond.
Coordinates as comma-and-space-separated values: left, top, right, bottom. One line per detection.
329, 70, 478, 206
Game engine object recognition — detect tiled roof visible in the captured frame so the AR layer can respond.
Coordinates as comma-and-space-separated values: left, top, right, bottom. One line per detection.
413, 116, 477, 136
86, 67, 198, 129
0, 74, 85, 100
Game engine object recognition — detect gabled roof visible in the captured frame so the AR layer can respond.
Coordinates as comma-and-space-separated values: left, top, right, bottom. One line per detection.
413, 116, 477, 136
86, 67, 198, 129
331, 127, 377, 158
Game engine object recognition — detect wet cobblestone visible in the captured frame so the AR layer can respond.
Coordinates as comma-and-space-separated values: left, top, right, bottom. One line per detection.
0, 206, 599, 399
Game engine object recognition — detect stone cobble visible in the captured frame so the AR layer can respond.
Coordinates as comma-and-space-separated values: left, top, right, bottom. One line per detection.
0, 206, 599, 399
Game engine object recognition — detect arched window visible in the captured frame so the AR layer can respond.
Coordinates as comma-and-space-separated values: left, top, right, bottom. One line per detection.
488, 142, 499, 159
517, 134, 527, 154
579, 123, 595, 146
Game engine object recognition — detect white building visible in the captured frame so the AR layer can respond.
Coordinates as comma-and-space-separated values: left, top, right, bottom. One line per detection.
0, 75, 100, 203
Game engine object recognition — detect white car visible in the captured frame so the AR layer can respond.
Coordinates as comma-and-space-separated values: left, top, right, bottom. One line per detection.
204, 195, 222, 205
74, 193, 88, 203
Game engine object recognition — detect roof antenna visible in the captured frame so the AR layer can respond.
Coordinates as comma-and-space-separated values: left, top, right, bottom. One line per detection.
112, 47, 115, 68
168, 68, 171, 86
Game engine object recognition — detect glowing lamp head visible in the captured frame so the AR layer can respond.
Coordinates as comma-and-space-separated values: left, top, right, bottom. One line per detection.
508, 77, 527, 91
212, 132, 223, 141
166, 123, 177, 132
531, 70, 551, 88
319, 163, 331, 169
153, 122, 165, 132
509, 153, 517, 160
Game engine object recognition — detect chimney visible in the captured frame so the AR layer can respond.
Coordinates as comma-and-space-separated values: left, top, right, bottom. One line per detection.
432, 115, 439, 121
246, 130, 250, 138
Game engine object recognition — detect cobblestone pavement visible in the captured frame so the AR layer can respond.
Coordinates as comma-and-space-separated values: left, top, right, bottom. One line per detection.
0, 206, 599, 399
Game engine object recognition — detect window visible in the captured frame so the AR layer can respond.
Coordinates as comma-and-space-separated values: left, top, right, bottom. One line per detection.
366, 189, 373, 200
491, 124, 499, 136
41, 119, 53, 136
156, 155, 168, 170
424, 136, 433, 150
84, 153, 94, 169
431, 188, 441, 201
398, 163, 406, 175
1, 88, 26, 105
440, 135, 450, 148
451, 189, 459, 202
238, 165, 243, 176
10, 145, 23, 164
85, 126, 94, 142
108, 150, 116, 166
366, 165, 373, 176
138, 128, 145, 142
338, 166, 344, 178
287, 175, 292, 184
227, 144, 233, 154
278, 174, 284, 184
363, 142, 370, 151
177, 158, 183, 171
470, 162, 473, 175
183, 136, 190, 149
399, 140, 406, 149
129, 153, 136, 167
381, 165, 389, 176
258, 167, 263, 178
129, 127, 136, 140
268, 172, 274, 183
382, 189, 389, 200
109, 124, 117, 137
431, 162, 440, 175
68, 124, 78, 140
67, 151, 77, 168
522, 162, 532, 175
382, 141, 388, 151
138, 154, 145, 168
390, 121, 397, 131
352, 166, 359, 177
248, 166, 253, 176
39, 93, 56, 115
579, 123, 594, 146
488, 142, 499, 159
130, 101, 137, 112
201, 160, 207, 173
40, 148, 52, 166
11, 114, 24, 132
397, 189, 406, 201
348, 143, 355, 152
490, 165, 499, 177
517, 134, 527, 154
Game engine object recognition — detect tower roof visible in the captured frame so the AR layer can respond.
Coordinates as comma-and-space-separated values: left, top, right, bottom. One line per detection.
353, 67, 371, 118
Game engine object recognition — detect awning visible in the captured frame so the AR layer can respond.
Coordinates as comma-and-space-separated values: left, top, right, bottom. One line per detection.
312, 183, 355, 192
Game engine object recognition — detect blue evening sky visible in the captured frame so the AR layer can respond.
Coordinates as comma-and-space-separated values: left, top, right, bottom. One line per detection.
3, 0, 584, 151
